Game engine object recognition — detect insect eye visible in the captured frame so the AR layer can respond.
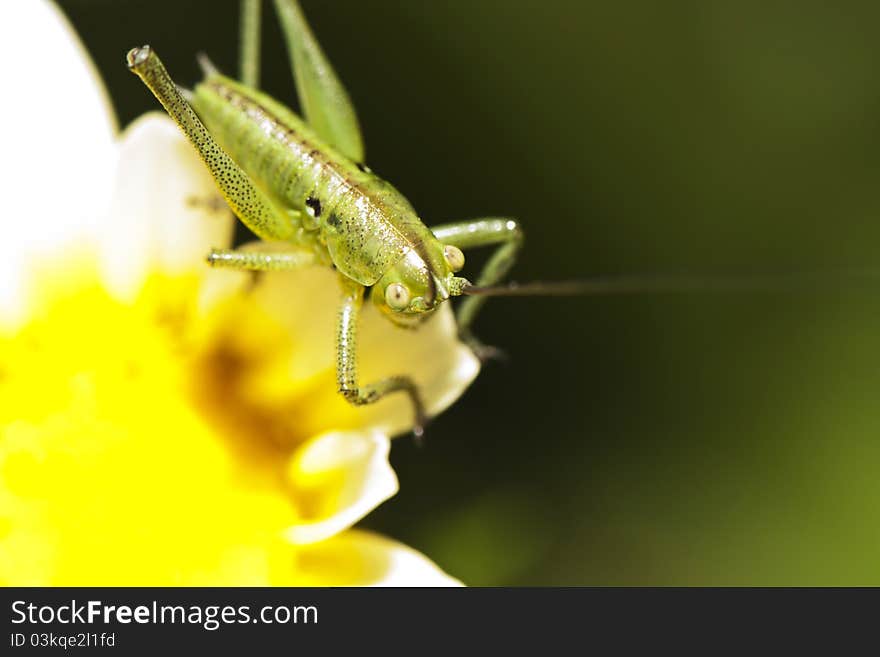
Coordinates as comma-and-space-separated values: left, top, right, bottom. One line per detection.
443, 245, 465, 272
384, 283, 411, 311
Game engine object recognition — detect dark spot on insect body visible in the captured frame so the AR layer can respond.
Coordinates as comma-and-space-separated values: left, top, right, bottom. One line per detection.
356, 162, 372, 173
327, 213, 342, 229
305, 196, 322, 218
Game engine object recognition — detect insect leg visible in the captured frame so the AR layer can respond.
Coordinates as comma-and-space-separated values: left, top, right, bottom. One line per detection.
207, 241, 316, 271
126, 46, 295, 242
271, 0, 365, 163
431, 218, 524, 358
239, 0, 261, 88
337, 278, 427, 437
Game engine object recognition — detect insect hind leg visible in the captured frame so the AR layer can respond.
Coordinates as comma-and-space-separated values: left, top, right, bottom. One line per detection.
239, 0, 261, 87
271, 0, 365, 163
127, 46, 294, 243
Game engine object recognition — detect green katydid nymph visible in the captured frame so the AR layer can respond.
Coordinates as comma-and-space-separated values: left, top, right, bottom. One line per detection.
126, 0, 534, 437
127, 0, 865, 437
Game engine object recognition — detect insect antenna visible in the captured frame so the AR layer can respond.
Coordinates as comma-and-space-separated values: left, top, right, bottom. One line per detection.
460, 269, 880, 297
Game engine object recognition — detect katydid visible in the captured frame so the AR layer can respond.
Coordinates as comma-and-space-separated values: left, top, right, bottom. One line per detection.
126, 1, 870, 437
127, 0, 527, 436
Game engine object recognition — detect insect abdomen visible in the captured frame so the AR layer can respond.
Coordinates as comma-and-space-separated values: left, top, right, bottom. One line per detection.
191, 74, 434, 285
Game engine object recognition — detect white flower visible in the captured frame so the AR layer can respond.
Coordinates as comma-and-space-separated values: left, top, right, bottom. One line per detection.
0, 0, 478, 586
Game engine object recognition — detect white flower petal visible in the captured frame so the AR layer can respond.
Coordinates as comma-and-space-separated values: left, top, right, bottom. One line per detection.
297, 529, 463, 586
250, 267, 340, 384
284, 431, 398, 545
0, 0, 117, 326
101, 113, 236, 300
357, 300, 481, 435
251, 266, 480, 436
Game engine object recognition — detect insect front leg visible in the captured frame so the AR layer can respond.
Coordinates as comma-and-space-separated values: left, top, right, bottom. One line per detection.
337, 278, 428, 438
431, 218, 524, 360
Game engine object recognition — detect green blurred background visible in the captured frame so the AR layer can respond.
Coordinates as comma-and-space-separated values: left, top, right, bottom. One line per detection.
57, 0, 880, 585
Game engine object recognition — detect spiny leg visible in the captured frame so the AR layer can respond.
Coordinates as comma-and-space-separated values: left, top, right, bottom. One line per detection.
337, 278, 427, 437
207, 241, 316, 271
431, 218, 524, 359
239, 0, 261, 88
126, 46, 294, 242
272, 0, 365, 163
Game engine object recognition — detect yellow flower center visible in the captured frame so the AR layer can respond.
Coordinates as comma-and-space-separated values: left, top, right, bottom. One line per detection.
0, 259, 319, 584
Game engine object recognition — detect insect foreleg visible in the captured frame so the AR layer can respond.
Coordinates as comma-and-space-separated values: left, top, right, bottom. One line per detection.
207, 242, 316, 271
337, 278, 427, 437
239, 0, 261, 88
126, 46, 295, 243
431, 218, 524, 355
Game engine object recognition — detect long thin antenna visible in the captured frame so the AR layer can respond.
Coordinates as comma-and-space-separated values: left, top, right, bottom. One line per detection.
460, 269, 880, 297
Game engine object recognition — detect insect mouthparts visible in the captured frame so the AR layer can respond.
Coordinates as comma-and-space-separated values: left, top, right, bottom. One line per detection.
433, 275, 450, 302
